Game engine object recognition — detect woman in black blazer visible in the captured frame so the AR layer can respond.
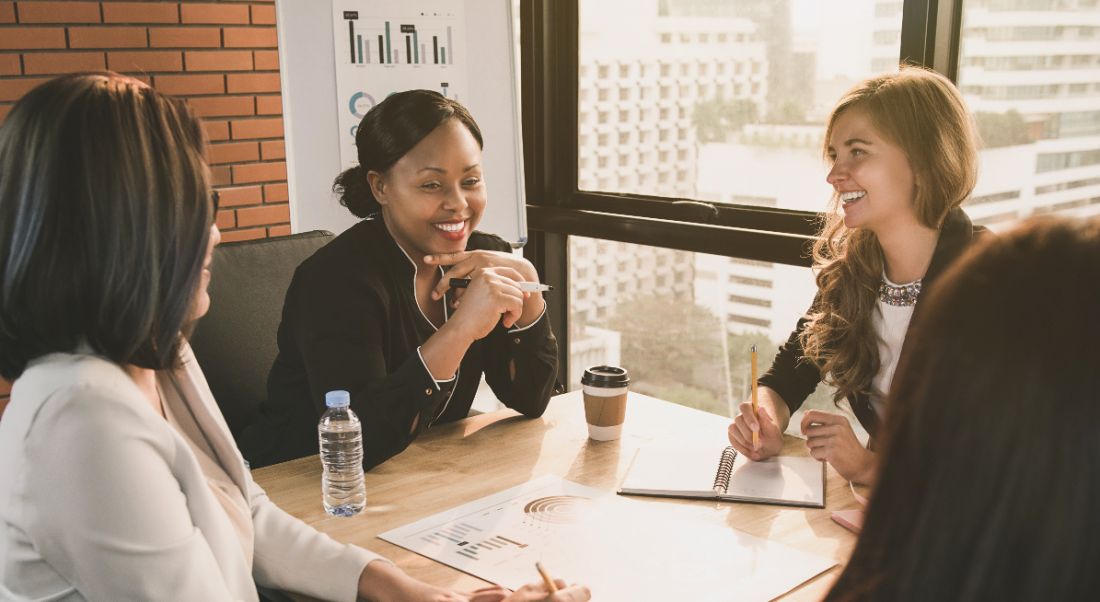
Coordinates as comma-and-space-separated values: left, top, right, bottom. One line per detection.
247, 90, 558, 470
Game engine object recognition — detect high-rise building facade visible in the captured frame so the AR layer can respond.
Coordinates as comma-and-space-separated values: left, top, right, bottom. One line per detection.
957, 0, 1100, 228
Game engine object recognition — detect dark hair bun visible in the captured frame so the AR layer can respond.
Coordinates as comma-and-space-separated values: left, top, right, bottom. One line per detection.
333, 165, 379, 218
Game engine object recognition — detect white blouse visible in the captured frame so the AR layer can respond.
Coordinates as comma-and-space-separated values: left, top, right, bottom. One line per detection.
869, 274, 918, 417
0, 343, 381, 601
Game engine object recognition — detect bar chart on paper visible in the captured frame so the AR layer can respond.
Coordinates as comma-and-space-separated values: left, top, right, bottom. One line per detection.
331, 0, 469, 166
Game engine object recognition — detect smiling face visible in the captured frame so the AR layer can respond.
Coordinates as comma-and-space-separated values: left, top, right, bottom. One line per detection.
826, 107, 920, 236
369, 118, 486, 263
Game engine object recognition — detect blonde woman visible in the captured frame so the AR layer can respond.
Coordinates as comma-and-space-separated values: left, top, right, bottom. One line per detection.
727, 66, 984, 484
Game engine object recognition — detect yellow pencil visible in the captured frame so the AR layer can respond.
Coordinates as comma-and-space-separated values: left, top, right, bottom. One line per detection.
750, 345, 759, 448
536, 561, 558, 593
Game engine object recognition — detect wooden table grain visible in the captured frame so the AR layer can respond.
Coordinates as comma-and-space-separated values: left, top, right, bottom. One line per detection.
252, 391, 861, 600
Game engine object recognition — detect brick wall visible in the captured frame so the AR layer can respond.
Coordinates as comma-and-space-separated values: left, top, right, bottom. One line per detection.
0, 0, 293, 415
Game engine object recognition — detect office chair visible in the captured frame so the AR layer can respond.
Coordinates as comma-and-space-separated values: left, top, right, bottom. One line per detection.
189, 230, 334, 440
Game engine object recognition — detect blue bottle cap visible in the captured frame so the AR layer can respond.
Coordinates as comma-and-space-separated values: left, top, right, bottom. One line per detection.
325, 390, 351, 408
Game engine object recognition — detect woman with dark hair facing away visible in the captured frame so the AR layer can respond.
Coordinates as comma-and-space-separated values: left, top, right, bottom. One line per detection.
249, 90, 557, 469
824, 217, 1100, 601
727, 66, 985, 484
0, 73, 586, 602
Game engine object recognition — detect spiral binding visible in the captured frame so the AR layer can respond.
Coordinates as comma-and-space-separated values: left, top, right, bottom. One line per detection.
712, 446, 738, 494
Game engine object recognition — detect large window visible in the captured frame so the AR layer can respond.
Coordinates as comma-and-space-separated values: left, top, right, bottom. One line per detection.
957, 0, 1100, 229
560, 0, 902, 428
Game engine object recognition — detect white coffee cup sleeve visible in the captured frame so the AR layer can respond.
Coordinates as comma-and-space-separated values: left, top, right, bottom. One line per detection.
587, 423, 623, 441
582, 385, 628, 397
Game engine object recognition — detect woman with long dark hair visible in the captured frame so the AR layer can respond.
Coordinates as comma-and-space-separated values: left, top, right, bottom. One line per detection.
825, 217, 1100, 600
727, 67, 984, 483
0, 73, 584, 602
251, 90, 558, 469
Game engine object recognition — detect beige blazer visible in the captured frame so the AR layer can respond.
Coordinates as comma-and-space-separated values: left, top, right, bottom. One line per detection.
0, 344, 381, 601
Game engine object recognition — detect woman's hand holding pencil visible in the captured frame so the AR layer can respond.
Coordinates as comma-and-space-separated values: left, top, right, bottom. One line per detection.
463, 563, 590, 602
727, 387, 787, 461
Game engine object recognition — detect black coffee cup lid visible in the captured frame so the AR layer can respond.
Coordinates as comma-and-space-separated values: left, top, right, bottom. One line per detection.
581, 365, 630, 387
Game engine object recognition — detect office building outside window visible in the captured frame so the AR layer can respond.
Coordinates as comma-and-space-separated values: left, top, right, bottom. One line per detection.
956, 0, 1100, 229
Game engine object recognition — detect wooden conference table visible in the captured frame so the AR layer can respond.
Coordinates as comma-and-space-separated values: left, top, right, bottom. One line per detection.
252, 391, 861, 601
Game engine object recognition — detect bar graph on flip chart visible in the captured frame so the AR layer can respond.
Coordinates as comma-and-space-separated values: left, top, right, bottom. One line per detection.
331, 1, 469, 167
344, 16, 455, 66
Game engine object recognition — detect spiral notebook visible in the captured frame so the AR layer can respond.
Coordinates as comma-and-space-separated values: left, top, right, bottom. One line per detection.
618, 444, 825, 508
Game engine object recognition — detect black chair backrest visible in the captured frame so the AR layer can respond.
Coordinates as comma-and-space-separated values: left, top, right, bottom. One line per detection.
190, 230, 333, 437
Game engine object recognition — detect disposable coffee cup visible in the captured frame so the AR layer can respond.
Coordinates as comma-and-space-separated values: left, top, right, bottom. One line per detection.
581, 365, 630, 441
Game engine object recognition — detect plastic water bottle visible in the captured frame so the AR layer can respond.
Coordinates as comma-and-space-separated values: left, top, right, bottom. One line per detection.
318, 390, 366, 517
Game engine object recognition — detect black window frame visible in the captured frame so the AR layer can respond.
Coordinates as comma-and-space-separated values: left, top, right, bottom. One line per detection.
518, 0, 963, 381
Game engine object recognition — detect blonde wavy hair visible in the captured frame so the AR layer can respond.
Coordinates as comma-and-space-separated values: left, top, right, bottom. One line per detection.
801, 66, 978, 402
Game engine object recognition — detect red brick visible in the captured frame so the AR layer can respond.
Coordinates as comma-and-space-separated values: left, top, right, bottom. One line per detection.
215, 209, 236, 229
69, 26, 147, 48
23, 51, 105, 75
149, 26, 220, 48
268, 224, 291, 237
0, 54, 20, 76
232, 160, 285, 184
0, 378, 10, 395
253, 50, 278, 70
230, 117, 282, 139
0, 77, 49, 102
226, 72, 279, 93
215, 185, 262, 207
260, 140, 284, 160
18, 1, 101, 23
187, 95, 253, 117
263, 182, 288, 202
251, 4, 275, 25
207, 140, 258, 164
153, 73, 223, 96
107, 51, 182, 73
211, 165, 232, 186
103, 2, 178, 24
0, 27, 65, 49
0, 104, 10, 124
203, 119, 230, 141
236, 203, 289, 227
185, 50, 252, 72
222, 27, 276, 48
220, 227, 265, 243
255, 95, 281, 115
180, 3, 249, 25
0, 2, 17, 23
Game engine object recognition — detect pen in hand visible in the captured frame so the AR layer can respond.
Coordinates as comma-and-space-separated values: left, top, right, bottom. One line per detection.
449, 277, 553, 293
750, 344, 760, 449
535, 561, 559, 594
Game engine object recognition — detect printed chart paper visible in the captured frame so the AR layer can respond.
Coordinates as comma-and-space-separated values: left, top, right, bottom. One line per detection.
331, 1, 470, 168
380, 476, 835, 601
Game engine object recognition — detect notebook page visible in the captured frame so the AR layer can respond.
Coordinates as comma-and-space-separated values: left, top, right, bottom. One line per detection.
724, 455, 824, 507
618, 446, 724, 498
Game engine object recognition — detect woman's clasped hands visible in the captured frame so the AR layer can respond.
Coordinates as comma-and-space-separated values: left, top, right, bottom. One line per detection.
426, 250, 546, 339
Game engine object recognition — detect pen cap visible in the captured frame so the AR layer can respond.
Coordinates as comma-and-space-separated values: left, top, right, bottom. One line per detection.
325, 390, 351, 408
581, 365, 630, 389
